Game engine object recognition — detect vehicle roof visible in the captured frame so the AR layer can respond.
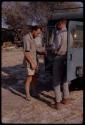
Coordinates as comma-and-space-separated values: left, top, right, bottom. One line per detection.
50, 10, 83, 20
47, 10, 83, 27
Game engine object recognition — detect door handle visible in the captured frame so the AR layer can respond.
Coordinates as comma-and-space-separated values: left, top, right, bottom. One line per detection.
69, 54, 72, 60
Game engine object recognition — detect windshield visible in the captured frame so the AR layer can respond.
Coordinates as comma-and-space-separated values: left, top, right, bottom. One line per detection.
69, 21, 83, 48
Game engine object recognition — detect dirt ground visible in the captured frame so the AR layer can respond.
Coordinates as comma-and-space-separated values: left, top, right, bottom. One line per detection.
1, 47, 83, 124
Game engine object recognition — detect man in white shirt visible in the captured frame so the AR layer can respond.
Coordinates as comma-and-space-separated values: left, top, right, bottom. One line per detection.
50, 19, 73, 109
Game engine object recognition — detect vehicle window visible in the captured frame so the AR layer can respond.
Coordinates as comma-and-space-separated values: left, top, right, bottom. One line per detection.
70, 22, 83, 48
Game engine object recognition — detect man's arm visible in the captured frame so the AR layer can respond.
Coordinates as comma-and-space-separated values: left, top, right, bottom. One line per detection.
52, 33, 62, 54
23, 35, 37, 70
25, 51, 37, 70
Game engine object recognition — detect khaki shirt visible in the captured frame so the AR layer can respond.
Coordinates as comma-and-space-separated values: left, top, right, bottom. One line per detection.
23, 33, 37, 67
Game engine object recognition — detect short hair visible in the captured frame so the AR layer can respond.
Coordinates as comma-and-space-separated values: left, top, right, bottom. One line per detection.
57, 18, 67, 24
31, 25, 42, 32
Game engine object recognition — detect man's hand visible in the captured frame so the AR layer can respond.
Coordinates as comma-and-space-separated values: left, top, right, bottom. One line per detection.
37, 47, 47, 55
31, 62, 37, 70
25, 52, 37, 70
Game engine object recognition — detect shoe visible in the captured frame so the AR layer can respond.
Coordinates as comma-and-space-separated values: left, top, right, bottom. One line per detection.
49, 102, 64, 110
61, 98, 72, 104
26, 96, 31, 101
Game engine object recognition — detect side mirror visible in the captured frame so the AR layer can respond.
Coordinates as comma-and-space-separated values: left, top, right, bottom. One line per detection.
76, 66, 83, 77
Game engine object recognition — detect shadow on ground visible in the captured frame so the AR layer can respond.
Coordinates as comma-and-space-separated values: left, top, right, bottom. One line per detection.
1, 63, 54, 103
1, 63, 83, 105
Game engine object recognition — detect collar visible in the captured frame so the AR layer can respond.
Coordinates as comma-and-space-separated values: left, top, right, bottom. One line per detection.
62, 27, 67, 31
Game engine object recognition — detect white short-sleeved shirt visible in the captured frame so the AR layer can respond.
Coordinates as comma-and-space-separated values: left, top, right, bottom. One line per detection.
53, 27, 73, 55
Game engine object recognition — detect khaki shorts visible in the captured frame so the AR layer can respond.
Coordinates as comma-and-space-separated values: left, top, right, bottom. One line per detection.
27, 67, 36, 76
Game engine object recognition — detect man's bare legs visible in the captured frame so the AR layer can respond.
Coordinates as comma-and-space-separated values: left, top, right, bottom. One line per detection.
25, 74, 38, 101
25, 75, 32, 100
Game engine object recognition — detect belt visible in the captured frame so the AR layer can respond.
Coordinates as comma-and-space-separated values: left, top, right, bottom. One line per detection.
54, 54, 66, 56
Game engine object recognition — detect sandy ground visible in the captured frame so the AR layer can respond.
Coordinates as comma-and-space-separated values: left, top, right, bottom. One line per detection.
1, 47, 83, 124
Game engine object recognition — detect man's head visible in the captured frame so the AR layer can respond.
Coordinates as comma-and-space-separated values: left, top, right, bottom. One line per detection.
56, 19, 67, 30
31, 26, 42, 38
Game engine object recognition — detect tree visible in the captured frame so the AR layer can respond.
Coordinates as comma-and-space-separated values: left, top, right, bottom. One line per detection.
2, 2, 83, 46
2, 2, 63, 28
2, 2, 83, 28
2, 2, 30, 29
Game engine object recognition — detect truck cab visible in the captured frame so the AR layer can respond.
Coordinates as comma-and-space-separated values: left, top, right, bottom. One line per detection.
45, 10, 83, 82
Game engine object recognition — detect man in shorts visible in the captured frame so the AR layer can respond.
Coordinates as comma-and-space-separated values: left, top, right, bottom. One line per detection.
23, 26, 45, 101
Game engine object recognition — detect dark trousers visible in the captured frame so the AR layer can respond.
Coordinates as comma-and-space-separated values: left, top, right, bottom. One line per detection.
52, 55, 69, 102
